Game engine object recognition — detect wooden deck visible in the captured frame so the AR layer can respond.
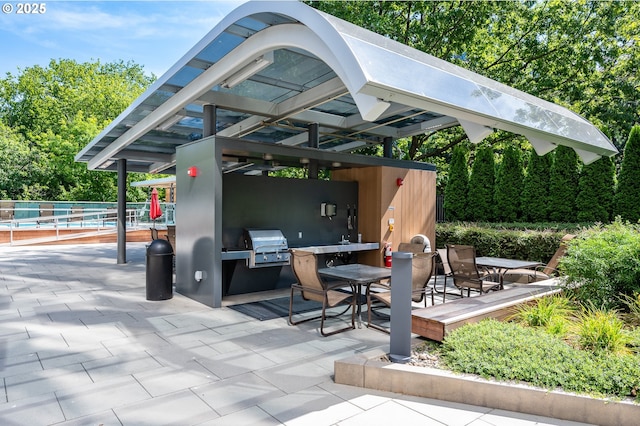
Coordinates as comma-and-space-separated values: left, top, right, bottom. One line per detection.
412, 281, 561, 342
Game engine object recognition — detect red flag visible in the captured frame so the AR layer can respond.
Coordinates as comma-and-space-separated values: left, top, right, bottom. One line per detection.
150, 188, 162, 221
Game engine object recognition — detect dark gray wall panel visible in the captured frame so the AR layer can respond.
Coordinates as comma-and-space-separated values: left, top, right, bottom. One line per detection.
222, 174, 358, 249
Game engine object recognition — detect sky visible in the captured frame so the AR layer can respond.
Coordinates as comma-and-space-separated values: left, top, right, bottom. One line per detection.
0, 0, 249, 78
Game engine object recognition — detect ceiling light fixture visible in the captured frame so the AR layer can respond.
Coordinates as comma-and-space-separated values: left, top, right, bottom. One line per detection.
157, 114, 183, 131
223, 162, 254, 174
221, 51, 274, 89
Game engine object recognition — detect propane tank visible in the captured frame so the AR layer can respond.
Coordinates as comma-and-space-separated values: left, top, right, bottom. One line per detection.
383, 242, 392, 267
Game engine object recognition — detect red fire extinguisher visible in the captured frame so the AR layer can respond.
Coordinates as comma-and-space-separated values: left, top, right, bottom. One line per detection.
384, 242, 392, 267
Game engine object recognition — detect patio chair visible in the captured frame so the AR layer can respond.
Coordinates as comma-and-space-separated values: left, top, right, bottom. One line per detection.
390, 242, 429, 287
502, 234, 575, 284
433, 248, 453, 303
69, 206, 84, 223
37, 203, 54, 226
105, 207, 118, 220
446, 244, 502, 297
397, 242, 427, 253
0, 201, 14, 221
288, 249, 357, 336
366, 252, 437, 333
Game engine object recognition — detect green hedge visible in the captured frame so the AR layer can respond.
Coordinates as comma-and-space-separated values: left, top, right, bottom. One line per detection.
435, 222, 572, 262
440, 320, 640, 400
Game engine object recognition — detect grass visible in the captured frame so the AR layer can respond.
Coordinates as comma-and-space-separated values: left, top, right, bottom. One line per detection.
572, 303, 633, 355
511, 294, 575, 336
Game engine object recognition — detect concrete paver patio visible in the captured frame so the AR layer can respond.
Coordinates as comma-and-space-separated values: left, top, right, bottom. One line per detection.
0, 243, 593, 425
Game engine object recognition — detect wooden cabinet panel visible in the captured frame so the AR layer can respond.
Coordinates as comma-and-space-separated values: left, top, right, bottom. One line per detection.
333, 166, 436, 266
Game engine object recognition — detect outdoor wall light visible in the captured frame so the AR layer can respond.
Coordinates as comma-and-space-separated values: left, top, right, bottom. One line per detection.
187, 166, 198, 177
299, 157, 310, 164
331, 162, 341, 168
263, 153, 273, 160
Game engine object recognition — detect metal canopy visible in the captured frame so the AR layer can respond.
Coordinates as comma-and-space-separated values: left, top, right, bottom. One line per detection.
76, 0, 618, 175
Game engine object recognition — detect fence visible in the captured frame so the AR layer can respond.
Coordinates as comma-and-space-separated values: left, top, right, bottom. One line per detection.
436, 194, 445, 222
0, 200, 175, 226
2, 197, 440, 227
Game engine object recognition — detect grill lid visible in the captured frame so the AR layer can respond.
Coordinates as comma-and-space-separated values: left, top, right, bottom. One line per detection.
244, 229, 288, 253
243, 229, 290, 268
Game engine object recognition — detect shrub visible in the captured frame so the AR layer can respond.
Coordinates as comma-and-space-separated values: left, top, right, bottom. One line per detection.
576, 156, 615, 222
468, 145, 495, 221
614, 125, 640, 222
549, 146, 579, 222
494, 145, 523, 222
443, 145, 469, 221
559, 219, 640, 310
629, 328, 640, 354
435, 222, 566, 262
521, 151, 552, 222
620, 293, 640, 327
440, 320, 640, 399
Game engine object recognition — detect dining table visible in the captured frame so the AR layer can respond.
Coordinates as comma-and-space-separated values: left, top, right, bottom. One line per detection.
318, 263, 391, 327
475, 256, 543, 286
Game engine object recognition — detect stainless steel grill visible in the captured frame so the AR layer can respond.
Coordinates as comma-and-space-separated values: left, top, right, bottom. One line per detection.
243, 229, 290, 268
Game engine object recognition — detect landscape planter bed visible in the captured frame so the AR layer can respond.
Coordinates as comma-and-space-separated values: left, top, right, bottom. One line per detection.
335, 348, 638, 426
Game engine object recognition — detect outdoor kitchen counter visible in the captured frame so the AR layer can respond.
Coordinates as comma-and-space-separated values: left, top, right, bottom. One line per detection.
220, 242, 379, 260
293, 242, 379, 254
221, 250, 251, 261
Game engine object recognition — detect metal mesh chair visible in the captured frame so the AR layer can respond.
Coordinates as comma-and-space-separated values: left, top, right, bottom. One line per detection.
502, 234, 575, 284
446, 244, 501, 297
366, 252, 437, 333
288, 249, 357, 336
37, 203, 54, 226
433, 248, 453, 303
0, 201, 14, 221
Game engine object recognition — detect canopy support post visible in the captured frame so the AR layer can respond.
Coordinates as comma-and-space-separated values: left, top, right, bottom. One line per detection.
203, 104, 217, 137
383, 137, 393, 158
117, 159, 127, 264
308, 122, 319, 179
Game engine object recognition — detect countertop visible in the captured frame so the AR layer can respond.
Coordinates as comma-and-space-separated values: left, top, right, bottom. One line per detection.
293, 242, 379, 254
220, 242, 379, 261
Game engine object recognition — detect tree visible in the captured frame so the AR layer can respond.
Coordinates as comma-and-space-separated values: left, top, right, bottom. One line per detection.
576, 156, 615, 223
443, 144, 469, 221
613, 125, 640, 221
0, 59, 155, 201
548, 146, 580, 222
521, 151, 552, 222
494, 145, 523, 222
468, 145, 495, 221
0, 122, 41, 199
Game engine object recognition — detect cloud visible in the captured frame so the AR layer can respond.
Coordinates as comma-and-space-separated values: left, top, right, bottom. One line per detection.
0, 1, 244, 76
13, 2, 233, 38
